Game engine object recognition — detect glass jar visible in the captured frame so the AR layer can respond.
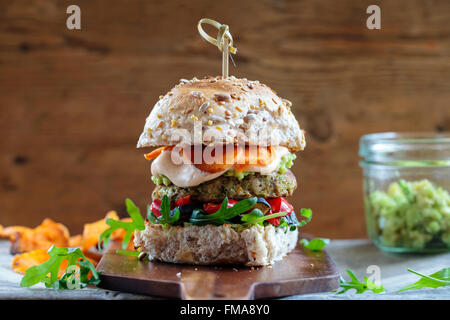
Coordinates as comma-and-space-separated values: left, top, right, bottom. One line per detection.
359, 132, 450, 253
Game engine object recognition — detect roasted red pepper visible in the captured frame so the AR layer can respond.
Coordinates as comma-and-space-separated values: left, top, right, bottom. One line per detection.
268, 216, 280, 226
267, 197, 294, 215
150, 199, 162, 217
203, 199, 238, 214
175, 195, 192, 207
266, 197, 294, 226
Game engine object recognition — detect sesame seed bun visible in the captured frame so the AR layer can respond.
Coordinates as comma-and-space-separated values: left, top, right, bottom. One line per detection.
137, 76, 306, 152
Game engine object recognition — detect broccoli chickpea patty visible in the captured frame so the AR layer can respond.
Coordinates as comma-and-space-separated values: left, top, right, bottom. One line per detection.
152, 170, 297, 203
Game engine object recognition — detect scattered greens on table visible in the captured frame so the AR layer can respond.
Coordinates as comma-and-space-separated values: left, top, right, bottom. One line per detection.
334, 267, 450, 294
398, 268, 450, 292
300, 238, 330, 251
367, 179, 450, 249
20, 246, 101, 289
335, 269, 385, 294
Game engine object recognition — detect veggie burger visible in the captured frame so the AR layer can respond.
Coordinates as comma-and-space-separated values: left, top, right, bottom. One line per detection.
133, 76, 308, 266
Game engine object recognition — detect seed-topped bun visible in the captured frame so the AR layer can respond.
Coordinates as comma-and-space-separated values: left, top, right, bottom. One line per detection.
137, 76, 306, 152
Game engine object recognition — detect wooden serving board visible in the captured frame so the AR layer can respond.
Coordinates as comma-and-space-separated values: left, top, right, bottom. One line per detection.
96, 237, 340, 299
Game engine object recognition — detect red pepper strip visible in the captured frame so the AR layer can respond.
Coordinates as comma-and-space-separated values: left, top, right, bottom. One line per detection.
150, 199, 162, 217
175, 195, 192, 207
267, 197, 294, 226
203, 199, 238, 215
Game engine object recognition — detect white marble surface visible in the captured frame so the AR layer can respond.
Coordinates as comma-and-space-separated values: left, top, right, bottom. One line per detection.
0, 239, 448, 300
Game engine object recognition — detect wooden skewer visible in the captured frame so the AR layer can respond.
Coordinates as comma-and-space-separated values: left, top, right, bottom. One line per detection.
197, 18, 237, 79
222, 37, 229, 78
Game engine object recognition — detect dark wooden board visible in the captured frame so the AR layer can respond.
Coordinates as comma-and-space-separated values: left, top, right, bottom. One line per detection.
96, 238, 340, 299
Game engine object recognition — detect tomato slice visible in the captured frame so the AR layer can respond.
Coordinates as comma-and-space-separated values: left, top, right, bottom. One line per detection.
175, 195, 192, 207
150, 199, 162, 217
203, 199, 238, 214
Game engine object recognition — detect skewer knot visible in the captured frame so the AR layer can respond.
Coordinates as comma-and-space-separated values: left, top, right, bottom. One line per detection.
197, 18, 237, 54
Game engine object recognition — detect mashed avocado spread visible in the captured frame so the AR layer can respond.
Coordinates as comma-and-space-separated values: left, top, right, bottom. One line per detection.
151, 174, 171, 186
367, 179, 450, 249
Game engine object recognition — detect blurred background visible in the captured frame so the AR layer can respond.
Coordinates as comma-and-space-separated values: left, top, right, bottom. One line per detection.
0, 0, 449, 238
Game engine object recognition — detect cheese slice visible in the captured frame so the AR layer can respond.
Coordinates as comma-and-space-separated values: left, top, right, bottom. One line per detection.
151, 146, 290, 188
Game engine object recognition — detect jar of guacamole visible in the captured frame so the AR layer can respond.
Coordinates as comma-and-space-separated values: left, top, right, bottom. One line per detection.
359, 132, 450, 253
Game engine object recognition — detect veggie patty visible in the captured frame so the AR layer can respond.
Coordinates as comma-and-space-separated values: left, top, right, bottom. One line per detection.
152, 170, 297, 204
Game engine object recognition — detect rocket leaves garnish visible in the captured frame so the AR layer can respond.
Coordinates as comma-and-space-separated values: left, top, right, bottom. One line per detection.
300, 238, 330, 251
398, 268, 450, 292
285, 208, 313, 232
297, 208, 312, 227
159, 195, 181, 225
98, 198, 145, 250
116, 249, 140, 257
98, 197, 312, 250
240, 208, 264, 222
241, 209, 288, 226
20, 246, 101, 289
335, 268, 450, 294
334, 269, 385, 294
147, 196, 313, 228
189, 197, 258, 226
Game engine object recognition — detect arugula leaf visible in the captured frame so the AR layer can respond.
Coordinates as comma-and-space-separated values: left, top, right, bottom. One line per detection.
334, 269, 385, 294
240, 209, 264, 225
300, 238, 330, 251
78, 259, 100, 286
398, 268, 450, 292
160, 194, 171, 221
208, 198, 229, 220
154, 195, 181, 225
116, 249, 140, 257
189, 197, 258, 226
98, 198, 145, 250
278, 217, 293, 233
169, 208, 181, 224
297, 208, 312, 227
225, 198, 258, 219
241, 210, 288, 226
20, 245, 101, 289
279, 217, 288, 227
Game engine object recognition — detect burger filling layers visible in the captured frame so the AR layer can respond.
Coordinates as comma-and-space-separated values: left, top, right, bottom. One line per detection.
144, 145, 304, 229
147, 145, 295, 188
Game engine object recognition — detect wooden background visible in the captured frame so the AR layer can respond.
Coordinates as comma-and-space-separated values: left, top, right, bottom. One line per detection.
0, 0, 449, 238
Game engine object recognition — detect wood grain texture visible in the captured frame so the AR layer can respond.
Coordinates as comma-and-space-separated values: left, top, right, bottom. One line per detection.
96, 239, 340, 299
0, 0, 449, 237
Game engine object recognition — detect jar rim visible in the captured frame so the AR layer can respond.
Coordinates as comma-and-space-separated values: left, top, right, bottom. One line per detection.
359, 132, 450, 165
